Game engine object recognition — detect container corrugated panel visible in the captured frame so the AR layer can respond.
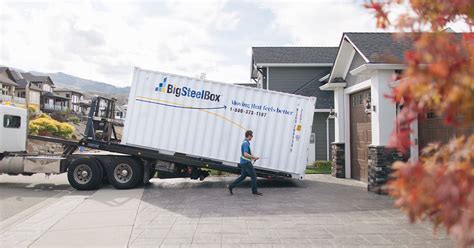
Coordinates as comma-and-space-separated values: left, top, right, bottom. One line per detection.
122, 68, 316, 179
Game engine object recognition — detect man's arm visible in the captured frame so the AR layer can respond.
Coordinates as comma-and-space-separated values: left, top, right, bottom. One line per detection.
243, 152, 259, 161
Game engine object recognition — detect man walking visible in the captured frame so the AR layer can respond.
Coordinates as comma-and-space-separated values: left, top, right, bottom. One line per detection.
228, 130, 263, 196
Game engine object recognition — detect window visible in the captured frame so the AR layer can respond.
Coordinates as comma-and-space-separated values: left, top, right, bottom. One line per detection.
66, 94, 70, 98
3, 115, 21, 128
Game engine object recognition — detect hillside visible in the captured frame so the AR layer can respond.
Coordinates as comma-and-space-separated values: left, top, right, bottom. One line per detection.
30, 71, 130, 96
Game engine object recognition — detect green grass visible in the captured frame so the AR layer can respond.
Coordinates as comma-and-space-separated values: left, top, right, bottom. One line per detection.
305, 167, 331, 174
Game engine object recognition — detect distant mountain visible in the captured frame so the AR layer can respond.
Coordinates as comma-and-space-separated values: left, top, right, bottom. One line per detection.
30, 71, 130, 96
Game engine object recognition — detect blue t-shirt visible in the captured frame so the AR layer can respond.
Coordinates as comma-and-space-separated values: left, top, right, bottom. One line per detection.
240, 139, 252, 164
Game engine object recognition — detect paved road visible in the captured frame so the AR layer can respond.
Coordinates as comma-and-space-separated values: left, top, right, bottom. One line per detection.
0, 175, 454, 247
0, 174, 72, 221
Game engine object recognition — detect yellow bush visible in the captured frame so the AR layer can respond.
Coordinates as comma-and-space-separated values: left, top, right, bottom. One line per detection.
57, 122, 75, 137
29, 115, 75, 139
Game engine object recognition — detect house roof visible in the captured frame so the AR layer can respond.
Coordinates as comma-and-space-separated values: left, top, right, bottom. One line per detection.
54, 88, 84, 95
343, 32, 414, 64
15, 78, 43, 91
252, 47, 338, 65
0, 67, 19, 86
21, 72, 55, 86
43, 91, 69, 100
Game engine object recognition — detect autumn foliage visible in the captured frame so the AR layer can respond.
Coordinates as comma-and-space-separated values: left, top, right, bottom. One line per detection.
365, 0, 474, 247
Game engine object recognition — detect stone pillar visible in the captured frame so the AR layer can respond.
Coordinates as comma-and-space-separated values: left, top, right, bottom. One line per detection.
331, 142, 345, 178
367, 145, 403, 194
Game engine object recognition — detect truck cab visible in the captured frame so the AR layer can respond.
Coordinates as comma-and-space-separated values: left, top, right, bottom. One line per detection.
0, 104, 27, 154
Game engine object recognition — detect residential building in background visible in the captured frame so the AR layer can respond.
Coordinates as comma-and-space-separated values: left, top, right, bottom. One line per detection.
250, 47, 338, 163
12, 71, 42, 112
0, 67, 21, 104
55, 89, 84, 113
115, 104, 127, 121
21, 72, 70, 112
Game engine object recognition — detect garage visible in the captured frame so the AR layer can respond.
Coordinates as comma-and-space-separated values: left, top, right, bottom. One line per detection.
418, 113, 474, 152
350, 89, 371, 182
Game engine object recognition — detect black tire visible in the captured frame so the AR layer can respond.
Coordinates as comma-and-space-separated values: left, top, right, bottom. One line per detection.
91, 158, 109, 185
67, 158, 103, 190
107, 157, 143, 189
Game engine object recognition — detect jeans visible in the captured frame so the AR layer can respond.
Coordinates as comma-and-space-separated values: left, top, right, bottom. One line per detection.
229, 162, 258, 193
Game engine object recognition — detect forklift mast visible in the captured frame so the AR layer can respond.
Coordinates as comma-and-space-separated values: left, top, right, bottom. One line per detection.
84, 96, 119, 143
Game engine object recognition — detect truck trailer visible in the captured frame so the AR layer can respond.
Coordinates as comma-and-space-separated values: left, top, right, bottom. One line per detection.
0, 68, 316, 190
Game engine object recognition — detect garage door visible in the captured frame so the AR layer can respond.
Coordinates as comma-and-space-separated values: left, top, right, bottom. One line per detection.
350, 89, 371, 182
419, 112, 474, 151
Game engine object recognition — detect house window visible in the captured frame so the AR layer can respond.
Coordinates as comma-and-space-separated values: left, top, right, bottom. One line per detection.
426, 112, 436, 119
66, 94, 70, 98
3, 115, 21, 128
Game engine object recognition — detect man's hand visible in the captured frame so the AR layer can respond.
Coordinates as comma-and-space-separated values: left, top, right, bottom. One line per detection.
253, 156, 260, 161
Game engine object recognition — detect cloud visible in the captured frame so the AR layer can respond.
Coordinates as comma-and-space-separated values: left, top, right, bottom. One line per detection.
0, 0, 245, 86
256, 0, 379, 46
1, 0, 469, 88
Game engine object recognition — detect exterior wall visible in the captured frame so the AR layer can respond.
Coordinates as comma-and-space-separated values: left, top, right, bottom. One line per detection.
312, 112, 335, 161
42, 84, 52, 93
345, 52, 371, 87
14, 89, 40, 106
1, 83, 15, 96
267, 67, 333, 109
265, 66, 335, 161
30, 91, 41, 105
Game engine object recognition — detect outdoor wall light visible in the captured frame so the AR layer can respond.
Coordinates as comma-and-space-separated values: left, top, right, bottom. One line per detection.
328, 109, 337, 118
365, 100, 372, 114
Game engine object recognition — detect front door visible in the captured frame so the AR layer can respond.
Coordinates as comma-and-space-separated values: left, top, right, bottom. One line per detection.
350, 89, 371, 182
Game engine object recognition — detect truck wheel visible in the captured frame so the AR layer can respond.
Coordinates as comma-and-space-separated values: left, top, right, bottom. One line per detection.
68, 158, 103, 190
107, 157, 143, 189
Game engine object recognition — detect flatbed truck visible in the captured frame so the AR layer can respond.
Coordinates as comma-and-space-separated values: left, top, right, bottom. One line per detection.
0, 97, 291, 190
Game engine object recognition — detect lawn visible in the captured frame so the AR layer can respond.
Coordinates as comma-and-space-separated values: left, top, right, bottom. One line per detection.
305, 167, 331, 174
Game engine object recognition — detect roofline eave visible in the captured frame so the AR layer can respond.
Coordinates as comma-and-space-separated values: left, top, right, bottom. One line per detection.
255, 63, 333, 67
350, 63, 407, 76
319, 82, 347, 91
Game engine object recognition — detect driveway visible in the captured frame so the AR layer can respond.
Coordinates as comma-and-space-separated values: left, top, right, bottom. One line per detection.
0, 174, 453, 247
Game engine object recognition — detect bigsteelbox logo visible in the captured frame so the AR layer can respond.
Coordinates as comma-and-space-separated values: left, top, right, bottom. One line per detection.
155, 77, 221, 102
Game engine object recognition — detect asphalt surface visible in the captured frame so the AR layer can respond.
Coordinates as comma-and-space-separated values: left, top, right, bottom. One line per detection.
0, 174, 72, 221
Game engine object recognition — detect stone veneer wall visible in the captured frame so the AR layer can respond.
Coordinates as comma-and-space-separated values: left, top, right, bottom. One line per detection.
331, 143, 345, 178
367, 145, 403, 194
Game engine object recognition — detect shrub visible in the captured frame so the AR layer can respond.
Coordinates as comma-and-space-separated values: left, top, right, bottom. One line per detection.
29, 114, 75, 139
67, 116, 81, 124
50, 112, 68, 122
312, 160, 332, 170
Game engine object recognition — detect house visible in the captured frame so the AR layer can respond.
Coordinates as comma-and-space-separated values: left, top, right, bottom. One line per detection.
250, 47, 338, 163
21, 73, 70, 112
0, 67, 21, 104
54, 89, 84, 113
319, 32, 474, 191
115, 105, 127, 121
10, 70, 42, 112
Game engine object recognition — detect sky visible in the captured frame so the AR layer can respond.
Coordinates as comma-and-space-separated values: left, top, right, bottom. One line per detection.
0, 0, 470, 87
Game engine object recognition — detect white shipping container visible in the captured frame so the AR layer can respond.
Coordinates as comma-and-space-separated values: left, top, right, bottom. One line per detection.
123, 68, 316, 179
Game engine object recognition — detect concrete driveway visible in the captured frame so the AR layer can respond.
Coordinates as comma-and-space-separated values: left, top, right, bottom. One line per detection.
0, 174, 453, 248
